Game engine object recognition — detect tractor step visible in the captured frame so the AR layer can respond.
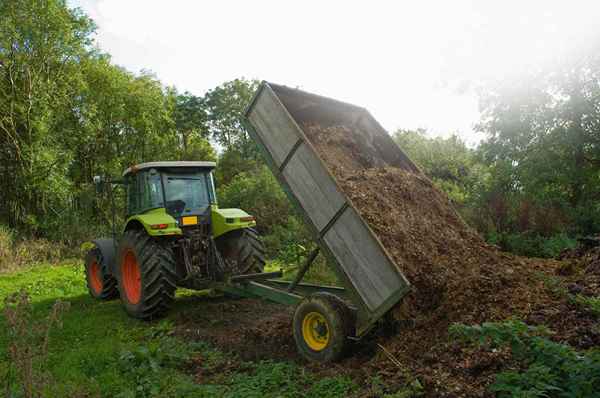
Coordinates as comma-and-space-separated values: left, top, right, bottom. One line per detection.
229, 270, 283, 283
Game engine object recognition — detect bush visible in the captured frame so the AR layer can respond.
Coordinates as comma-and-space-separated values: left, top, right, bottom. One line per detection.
3, 290, 70, 397
487, 232, 577, 258
451, 320, 600, 397
0, 225, 14, 270
0, 225, 82, 271
217, 165, 292, 236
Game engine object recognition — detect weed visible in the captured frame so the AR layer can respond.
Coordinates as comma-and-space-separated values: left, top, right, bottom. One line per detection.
538, 273, 600, 317
450, 320, 600, 397
570, 295, 600, 317
3, 290, 70, 397
0, 264, 359, 397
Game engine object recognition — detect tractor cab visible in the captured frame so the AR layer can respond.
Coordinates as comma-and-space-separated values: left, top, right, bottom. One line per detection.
122, 161, 217, 226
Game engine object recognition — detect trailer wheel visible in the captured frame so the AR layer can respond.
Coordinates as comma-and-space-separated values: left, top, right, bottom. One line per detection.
116, 230, 177, 320
85, 248, 119, 300
293, 293, 353, 362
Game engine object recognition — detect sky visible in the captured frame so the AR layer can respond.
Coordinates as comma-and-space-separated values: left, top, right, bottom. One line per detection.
68, 0, 600, 145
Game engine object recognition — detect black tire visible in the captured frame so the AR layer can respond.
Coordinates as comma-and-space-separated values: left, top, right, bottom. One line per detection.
217, 227, 266, 275
85, 248, 119, 300
116, 230, 177, 320
292, 292, 354, 363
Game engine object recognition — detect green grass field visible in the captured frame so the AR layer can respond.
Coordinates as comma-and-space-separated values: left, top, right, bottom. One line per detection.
0, 263, 356, 397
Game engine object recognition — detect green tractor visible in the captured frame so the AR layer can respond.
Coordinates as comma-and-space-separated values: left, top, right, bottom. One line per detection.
84, 161, 265, 319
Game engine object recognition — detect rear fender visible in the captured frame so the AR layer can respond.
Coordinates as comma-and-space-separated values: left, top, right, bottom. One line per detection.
211, 205, 257, 238
91, 238, 118, 276
124, 208, 182, 237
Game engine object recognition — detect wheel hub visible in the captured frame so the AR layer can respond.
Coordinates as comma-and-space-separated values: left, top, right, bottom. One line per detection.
302, 312, 330, 351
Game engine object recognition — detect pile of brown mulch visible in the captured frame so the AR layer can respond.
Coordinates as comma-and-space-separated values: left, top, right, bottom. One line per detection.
558, 236, 600, 295
300, 123, 593, 397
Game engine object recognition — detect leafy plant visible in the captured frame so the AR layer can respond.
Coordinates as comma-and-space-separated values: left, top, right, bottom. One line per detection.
450, 320, 600, 397
3, 290, 70, 397
570, 295, 600, 317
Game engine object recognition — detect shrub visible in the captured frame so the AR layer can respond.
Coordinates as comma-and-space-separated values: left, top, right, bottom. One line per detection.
0, 225, 14, 270
217, 165, 292, 236
450, 320, 600, 397
489, 232, 577, 258
0, 226, 82, 271
262, 216, 312, 261
570, 295, 600, 317
3, 290, 70, 397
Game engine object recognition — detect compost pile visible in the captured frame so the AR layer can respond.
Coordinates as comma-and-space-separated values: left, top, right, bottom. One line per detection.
300, 124, 580, 396
558, 236, 600, 298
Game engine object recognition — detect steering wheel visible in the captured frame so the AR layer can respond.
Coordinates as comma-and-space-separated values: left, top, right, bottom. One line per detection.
166, 199, 186, 215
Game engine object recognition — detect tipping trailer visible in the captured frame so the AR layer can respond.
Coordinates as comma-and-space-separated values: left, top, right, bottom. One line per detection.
225, 81, 419, 362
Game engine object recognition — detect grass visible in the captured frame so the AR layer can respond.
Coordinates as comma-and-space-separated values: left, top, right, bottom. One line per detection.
0, 262, 356, 397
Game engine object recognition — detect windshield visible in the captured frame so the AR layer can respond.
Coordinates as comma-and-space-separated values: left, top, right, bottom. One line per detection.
162, 171, 215, 217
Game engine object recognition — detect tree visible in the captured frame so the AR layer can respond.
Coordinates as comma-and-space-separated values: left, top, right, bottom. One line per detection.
393, 129, 486, 204
477, 44, 600, 234
172, 90, 208, 159
0, 0, 94, 230
203, 78, 259, 155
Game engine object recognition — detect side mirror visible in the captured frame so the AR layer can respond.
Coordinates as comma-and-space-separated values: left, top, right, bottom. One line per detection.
93, 175, 105, 194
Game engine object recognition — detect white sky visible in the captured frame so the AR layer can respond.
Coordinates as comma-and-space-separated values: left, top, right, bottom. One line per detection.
68, 0, 600, 145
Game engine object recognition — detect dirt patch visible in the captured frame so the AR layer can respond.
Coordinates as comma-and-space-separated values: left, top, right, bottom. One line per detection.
174, 296, 296, 362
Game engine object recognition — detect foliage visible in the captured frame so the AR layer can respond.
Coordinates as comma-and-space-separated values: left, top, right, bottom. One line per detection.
225, 360, 355, 398
451, 321, 600, 397
203, 78, 259, 155
486, 232, 578, 258
393, 129, 483, 204
0, 0, 94, 231
172, 90, 210, 160
0, 263, 357, 397
0, 226, 83, 272
2, 0, 600, 265
3, 290, 69, 397
476, 45, 600, 238
570, 295, 600, 317
218, 165, 293, 235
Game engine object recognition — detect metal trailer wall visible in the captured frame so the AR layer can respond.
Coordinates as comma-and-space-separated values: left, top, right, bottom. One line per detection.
244, 82, 416, 335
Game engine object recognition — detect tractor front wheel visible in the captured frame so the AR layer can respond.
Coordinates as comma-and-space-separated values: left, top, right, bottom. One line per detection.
116, 230, 177, 319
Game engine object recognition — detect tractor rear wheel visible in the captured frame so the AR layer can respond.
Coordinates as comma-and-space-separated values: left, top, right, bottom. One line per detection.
116, 230, 177, 319
218, 227, 266, 275
85, 248, 119, 300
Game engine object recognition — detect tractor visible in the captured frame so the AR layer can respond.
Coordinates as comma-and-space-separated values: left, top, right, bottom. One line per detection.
84, 161, 265, 319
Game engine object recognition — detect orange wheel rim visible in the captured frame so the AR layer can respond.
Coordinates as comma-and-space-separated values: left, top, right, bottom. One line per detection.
122, 250, 141, 304
89, 260, 103, 294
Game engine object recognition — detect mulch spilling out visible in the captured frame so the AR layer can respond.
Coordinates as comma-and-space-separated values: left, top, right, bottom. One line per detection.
297, 123, 597, 396
176, 124, 598, 397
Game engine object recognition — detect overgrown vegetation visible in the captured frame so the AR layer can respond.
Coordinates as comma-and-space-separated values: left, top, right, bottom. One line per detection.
451, 321, 600, 397
0, 263, 356, 397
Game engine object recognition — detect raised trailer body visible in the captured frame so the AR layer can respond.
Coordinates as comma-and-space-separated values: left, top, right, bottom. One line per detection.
243, 82, 417, 336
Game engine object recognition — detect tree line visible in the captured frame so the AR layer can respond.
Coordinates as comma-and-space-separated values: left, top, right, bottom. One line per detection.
1, 0, 599, 258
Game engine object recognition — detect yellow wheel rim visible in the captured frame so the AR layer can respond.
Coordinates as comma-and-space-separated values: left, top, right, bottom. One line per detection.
302, 312, 330, 351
